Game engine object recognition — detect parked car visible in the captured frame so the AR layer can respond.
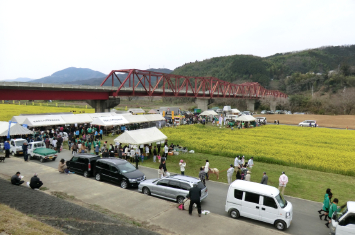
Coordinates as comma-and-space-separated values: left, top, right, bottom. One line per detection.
66, 154, 100, 177
260, 110, 267, 114
266, 111, 274, 114
225, 180, 293, 231
299, 120, 317, 127
10, 139, 27, 156
138, 174, 208, 204
28, 141, 57, 162
31, 148, 57, 162
243, 111, 251, 115
286, 111, 292, 115
329, 201, 355, 235
275, 110, 284, 114
94, 158, 145, 189
256, 117, 267, 124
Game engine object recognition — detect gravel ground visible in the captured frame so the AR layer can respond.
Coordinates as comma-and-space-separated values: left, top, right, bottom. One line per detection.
0, 178, 158, 235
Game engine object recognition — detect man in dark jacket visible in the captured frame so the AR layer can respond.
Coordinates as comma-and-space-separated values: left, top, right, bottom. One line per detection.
187, 184, 201, 217
261, 172, 268, 185
11, 172, 24, 185
29, 173, 43, 190
22, 142, 28, 161
4, 140, 10, 158
57, 135, 63, 153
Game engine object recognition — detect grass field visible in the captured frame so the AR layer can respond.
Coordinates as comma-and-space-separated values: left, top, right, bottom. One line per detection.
161, 125, 355, 176
0, 204, 65, 235
0, 104, 94, 121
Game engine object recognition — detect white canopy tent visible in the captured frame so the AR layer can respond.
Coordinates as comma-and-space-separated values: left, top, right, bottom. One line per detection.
199, 110, 218, 116
143, 114, 165, 122
23, 116, 66, 127
114, 127, 167, 145
124, 115, 149, 124
231, 109, 240, 114
0, 122, 33, 136
11, 115, 47, 125
127, 108, 145, 114
235, 115, 256, 122
61, 115, 91, 124
91, 116, 129, 126
88, 113, 113, 120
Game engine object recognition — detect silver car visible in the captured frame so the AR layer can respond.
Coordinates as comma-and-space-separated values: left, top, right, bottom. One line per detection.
138, 174, 208, 204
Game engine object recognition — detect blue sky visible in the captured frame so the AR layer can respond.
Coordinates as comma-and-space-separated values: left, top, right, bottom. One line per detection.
0, 0, 354, 80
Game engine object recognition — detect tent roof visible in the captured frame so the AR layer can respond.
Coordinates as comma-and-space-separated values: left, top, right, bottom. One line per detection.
91, 116, 129, 126
200, 110, 218, 116
88, 113, 113, 120
23, 116, 66, 127
72, 114, 94, 123
127, 108, 145, 114
114, 127, 167, 145
0, 122, 33, 136
148, 109, 159, 114
144, 114, 165, 122
231, 109, 240, 113
124, 115, 149, 124
11, 115, 47, 125
236, 115, 256, 122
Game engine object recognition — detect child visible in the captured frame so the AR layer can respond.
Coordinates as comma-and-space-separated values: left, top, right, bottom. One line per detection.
141, 153, 144, 162
157, 154, 161, 163
153, 146, 157, 163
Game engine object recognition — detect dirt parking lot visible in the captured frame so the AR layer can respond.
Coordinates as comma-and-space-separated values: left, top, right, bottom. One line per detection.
254, 114, 355, 129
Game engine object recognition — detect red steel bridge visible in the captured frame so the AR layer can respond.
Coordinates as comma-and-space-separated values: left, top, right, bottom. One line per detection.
0, 69, 287, 112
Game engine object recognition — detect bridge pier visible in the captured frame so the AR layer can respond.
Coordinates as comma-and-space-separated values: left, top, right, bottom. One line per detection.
195, 98, 214, 111
86, 98, 120, 113
246, 99, 255, 112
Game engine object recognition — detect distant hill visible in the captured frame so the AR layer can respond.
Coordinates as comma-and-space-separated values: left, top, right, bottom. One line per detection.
64, 68, 173, 86
4, 77, 34, 82
30, 67, 107, 84
173, 45, 355, 87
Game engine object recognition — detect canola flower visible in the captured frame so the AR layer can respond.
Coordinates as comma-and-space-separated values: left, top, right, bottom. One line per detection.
0, 104, 94, 122
161, 125, 355, 176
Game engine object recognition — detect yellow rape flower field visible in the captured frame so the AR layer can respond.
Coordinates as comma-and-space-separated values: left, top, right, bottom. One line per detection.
161, 125, 355, 176
0, 104, 94, 121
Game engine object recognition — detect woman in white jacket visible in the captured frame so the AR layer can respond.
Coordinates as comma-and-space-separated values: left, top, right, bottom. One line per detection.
179, 160, 186, 175
204, 160, 210, 180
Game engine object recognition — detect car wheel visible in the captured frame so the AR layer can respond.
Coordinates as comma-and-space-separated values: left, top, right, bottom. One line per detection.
229, 209, 240, 219
143, 187, 151, 195
274, 220, 286, 231
40, 158, 44, 163
120, 180, 128, 189
83, 171, 89, 178
95, 173, 101, 181
11, 152, 15, 156
177, 196, 185, 204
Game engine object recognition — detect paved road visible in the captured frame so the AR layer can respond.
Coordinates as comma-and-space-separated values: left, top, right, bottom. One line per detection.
26, 149, 330, 235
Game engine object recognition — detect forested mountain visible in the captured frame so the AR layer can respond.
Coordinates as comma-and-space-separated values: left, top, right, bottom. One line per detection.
172, 45, 355, 91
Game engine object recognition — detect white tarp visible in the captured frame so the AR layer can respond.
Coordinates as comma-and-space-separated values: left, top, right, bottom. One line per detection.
124, 115, 149, 124
11, 115, 47, 125
144, 114, 165, 122
91, 116, 129, 126
66, 114, 93, 123
23, 116, 66, 127
236, 115, 256, 122
114, 127, 167, 145
200, 110, 218, 116
0, 122, 33, 136
88, 113, 113, 120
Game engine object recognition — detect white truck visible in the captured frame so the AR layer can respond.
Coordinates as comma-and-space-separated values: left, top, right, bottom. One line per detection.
28, 141, 57, 162
329, 201, 355, 235
10, 138, 27, 156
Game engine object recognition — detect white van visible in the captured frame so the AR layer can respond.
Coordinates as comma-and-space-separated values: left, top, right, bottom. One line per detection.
10, 139, 27, 156
329, 201, 355, 235
225, 180, 293, 231
27, 141, 46, 157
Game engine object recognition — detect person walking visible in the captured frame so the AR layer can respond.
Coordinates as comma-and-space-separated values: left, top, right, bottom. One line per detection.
158, 164, 164, 178
261, 172, 268, 185
227, 164, 235, 184
248, 157, 254, 168
234, 155, 239, 170
187, 184, 202, 217
325, 198, 345, 227
4, 140, 10, 158
278, 172, 288, 195
28, 173, 43, 190
94, 145, 99, 156
57, 135, 63, 153
22, 142, 28, 161
320, 192, 332, 220
135, 152, 140, 169
153, 146, 157, 163
245, 171, 251, 181
164, 144, 169, 159
204, 160, 210, 180
318, 188, 331, 214
45, 138, 50, 149
179, 160, 186, 175
199, 167, 206, 185
11, 172, 24, 186
156, 142, 161, 154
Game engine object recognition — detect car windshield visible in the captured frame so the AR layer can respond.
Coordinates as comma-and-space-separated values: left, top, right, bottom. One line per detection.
15, 140, 26, 146
116, 162, 137, 173
275, 194, 287, 208
336, 206, 348, 221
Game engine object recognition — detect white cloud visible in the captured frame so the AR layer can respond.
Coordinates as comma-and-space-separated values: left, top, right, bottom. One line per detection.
0, 0, 354, 80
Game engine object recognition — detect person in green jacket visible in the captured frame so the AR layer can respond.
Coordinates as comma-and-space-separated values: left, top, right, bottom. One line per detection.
320, 192, 332, 220
318, 188, 331, 214
325, 198, 346, 227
